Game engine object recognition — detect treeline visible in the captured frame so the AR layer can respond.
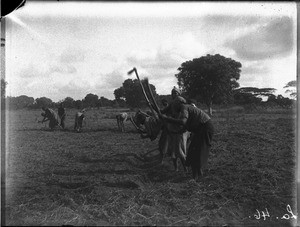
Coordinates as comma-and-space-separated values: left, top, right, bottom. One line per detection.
1, 53, 296, 111
232, 87, 295, 108
3, 94, 120, 110
2, 87, 295, 111
1, 78, 166, 110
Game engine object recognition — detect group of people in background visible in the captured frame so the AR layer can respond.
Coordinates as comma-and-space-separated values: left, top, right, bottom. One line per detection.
39, 104, 85, 132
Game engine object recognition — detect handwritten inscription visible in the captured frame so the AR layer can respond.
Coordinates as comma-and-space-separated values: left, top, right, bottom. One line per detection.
249, 205, 297, 221
281, 205, 297, 220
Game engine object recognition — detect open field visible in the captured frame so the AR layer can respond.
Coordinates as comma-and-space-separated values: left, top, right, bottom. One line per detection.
2, 107, 297, 226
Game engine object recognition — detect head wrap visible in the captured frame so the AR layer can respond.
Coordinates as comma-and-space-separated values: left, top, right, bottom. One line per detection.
172, 96, 186, 111
171, 86, 181, 95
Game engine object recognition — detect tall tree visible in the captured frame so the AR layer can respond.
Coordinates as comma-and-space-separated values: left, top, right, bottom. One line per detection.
73, 100, 83, 109
234, 87, 276, 104
233, 87, 276, 105
35, 97, 53, 108
267, 94, 293, 108
284, 80, 296, 99
114, 87, 125, 102
235, 87, 276, 96
123, 79, 143, 108
98, 96, 113, 107
234, 92, 262, 105
83, 93, 98, 108
114, 79, 158, 108
59, 97, 74, 108
176, 54, 242, 115
267, 94, 276, 103
7, 95, 34, 109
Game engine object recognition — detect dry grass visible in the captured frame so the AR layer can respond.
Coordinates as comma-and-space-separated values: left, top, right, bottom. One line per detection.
3, 106, 297, 226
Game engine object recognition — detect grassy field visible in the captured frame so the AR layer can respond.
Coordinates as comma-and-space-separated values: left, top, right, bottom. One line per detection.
2, 106, 297, 226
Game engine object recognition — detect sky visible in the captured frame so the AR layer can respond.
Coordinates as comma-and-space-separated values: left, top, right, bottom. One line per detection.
2, 2, 297, 102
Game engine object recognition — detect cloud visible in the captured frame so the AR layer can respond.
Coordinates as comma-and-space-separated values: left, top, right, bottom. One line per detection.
203, 15, 260, 31
241, 61, 270, 75
19, 64, 45, 78
17, 47, 83, 79
103, 70, 126, 87
60, 48, 85, 63
49, 64, 77, 74
225, 16, 294, 61
48, 47, 86, 75
93, 70, 125, 90
101, 53, 118, 62
149, 76, 178, 96
238, 55, 296, 92
18, 61, 77, 79
7, 76, 60, 100
91, 70, 127, 99
127, 32, 208, 79
238, 75, 265, 88
57, 79, 92, 100
169, 32, 207, 60
123, 32, 209, 95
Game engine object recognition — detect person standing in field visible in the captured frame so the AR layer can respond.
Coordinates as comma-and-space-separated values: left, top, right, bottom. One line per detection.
40, 107, 60, 130
160, 87, 189, 172
74, 109, 85, 132
116, 112, 129, 132
58, 103, 66, 129
158, 98, 169, 164
159, 101, 214, 181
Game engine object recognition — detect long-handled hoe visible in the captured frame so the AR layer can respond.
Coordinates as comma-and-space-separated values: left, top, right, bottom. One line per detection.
127, 67, 158, 119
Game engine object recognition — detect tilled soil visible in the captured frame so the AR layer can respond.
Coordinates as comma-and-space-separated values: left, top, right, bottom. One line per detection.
3, 109, 297, 226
